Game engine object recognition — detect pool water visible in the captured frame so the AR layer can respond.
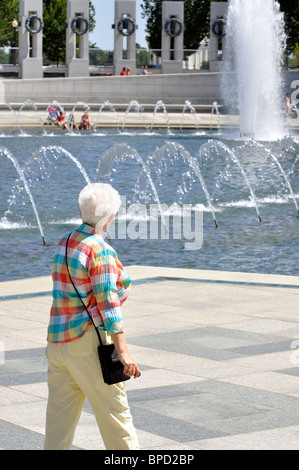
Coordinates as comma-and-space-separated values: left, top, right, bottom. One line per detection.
0, 129, 298, 281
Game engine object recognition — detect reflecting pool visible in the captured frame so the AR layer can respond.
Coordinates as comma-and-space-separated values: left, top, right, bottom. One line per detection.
0, 128, 298, 281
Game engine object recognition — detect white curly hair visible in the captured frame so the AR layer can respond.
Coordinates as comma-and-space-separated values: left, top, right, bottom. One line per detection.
78, 183, 121, 231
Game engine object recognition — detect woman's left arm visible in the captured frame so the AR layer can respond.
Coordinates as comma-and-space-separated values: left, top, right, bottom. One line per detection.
115, 256, 131, 304
89, 249, 128, 335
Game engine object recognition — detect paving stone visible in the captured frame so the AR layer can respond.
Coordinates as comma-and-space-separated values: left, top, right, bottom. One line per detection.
0, 267, 298, 450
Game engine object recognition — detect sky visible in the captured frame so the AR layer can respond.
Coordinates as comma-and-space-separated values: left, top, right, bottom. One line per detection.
89, 1, 148, 50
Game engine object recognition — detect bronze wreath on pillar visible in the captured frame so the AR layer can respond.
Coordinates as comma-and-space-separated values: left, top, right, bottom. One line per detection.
71, 16, 89, 36
25, 15, 44, 34
212, 19, 226, 38
117, 17, 136, 36
164, 18, 183, 38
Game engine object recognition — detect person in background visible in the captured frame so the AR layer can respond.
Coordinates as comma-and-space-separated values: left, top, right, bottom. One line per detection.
44, 183, 140, 450
142, 65, 152, 75
46, 107, 59, 125
120, 67, 126, 76
56, 111, 67, 128
285, 93, 298, 119
79, 109, 91, 130
68, 113, 79, 130
285, 93, 291, 117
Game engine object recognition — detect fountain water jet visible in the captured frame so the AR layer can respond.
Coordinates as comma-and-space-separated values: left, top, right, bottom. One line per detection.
222, 0, 286, 139
0, 148, 47, 245
121, 101, 148, 131
151, 101, 170, 132
248, 140, 299, 216
169, 142, 219, 228
210, 102, 220, 132
0, 103, 17, 132
200, 140, 263, 223
180, 101, 199, 131
139, 141, 219, 229
2, 146, 91, 244
17, 99, 44, 133
95, 101, 120, 129
96, 143, 168, 233
37, 146, 91, 185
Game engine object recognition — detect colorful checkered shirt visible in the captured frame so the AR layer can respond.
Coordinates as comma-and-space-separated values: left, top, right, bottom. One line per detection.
47, 223, 131, 343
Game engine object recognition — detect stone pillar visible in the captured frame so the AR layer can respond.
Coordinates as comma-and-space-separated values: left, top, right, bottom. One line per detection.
113, 0, 137, 76
210, 2, 228, 72
161, 1, 184, 74
19, 0, 43, 79
66, 0, 90, 77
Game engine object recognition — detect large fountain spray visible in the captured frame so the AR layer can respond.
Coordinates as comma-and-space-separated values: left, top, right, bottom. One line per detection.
222, 0, 286, 139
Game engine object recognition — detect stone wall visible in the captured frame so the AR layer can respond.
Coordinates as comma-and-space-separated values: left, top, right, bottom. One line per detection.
1, 72, 222, 105
1, 70, 298, 106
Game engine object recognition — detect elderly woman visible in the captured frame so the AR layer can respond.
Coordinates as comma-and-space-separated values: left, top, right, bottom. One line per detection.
44, 183, 140, 450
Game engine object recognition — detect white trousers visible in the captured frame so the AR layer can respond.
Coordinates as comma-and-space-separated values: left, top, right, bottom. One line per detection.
44, 328, 139, 450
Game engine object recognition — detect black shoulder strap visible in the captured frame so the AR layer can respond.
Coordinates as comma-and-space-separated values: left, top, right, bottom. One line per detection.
65, 233, 103, 346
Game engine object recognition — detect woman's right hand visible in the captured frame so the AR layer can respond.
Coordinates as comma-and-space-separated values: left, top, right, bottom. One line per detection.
111, 332, 141, 379
119, 351, 141, 379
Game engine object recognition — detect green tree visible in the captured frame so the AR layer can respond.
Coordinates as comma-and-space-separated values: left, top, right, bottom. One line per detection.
289, 42, 299, 69
136, 43, 148, 66
43, 0, 68, 64
141, 0, 162, 51
0, 1, 20, 47
141, 0, 299, 55
141, 0, 224, 52
89, 43, 113, 66
183, 0, 212, 51
279, 0, 299, 53
43, 0, 95, 65
0, 1, 95, 64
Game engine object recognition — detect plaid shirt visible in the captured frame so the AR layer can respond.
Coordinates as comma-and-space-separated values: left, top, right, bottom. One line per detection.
47, 223, 131, 343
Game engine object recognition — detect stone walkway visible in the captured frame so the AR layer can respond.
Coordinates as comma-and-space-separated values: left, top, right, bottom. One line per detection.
0, 266, 299, 450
